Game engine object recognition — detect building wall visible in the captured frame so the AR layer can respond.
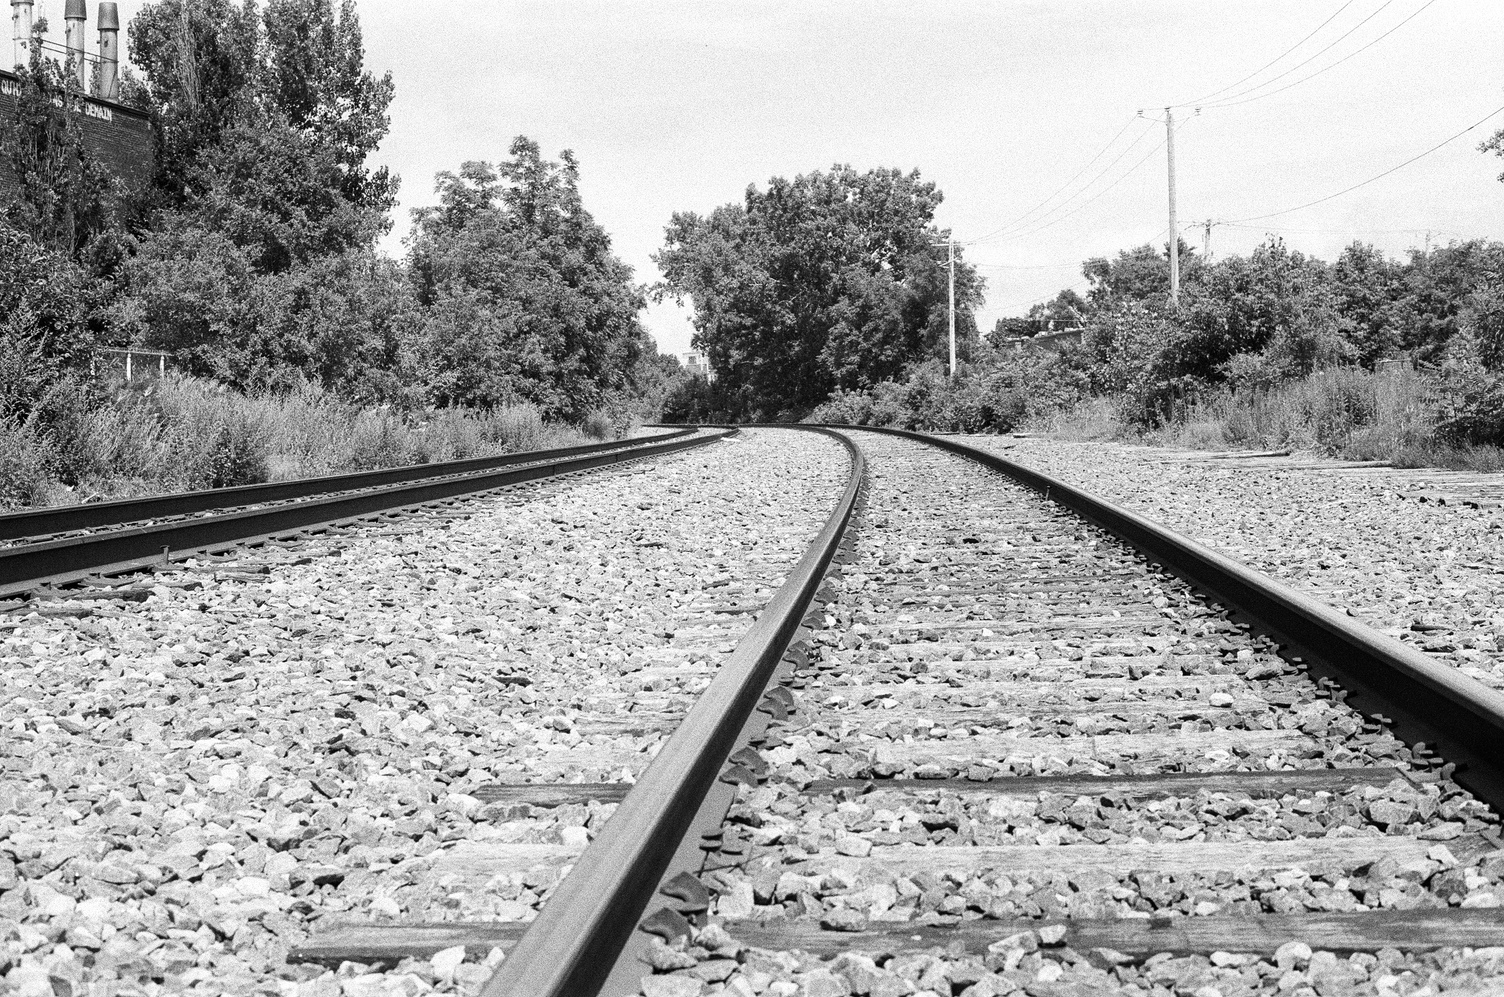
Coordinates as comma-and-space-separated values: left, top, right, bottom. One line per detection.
0, 68, 153, 203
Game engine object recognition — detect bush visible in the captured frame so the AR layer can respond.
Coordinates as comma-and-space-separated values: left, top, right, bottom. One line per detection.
0, 420, 54, 507
807, 357, 1050, 434
0, 373, 588, 509
1433, 330, 1504, 447
579, 410, 613, 441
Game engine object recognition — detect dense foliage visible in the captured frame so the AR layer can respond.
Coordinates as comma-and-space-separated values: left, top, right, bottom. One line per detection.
820, 234, 1504, 454
407, 142, 650, 419
656, 165, 982, 419
0, 0, 656, 442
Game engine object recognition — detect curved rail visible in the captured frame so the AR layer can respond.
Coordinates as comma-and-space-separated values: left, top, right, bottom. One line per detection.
835, 425, 1504, 812
0, 428, 730, 598
480, 428, 865, 997
293, 424, 1504, 992
0, 428, 696, 542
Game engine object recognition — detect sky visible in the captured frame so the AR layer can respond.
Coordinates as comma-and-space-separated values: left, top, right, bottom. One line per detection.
82, 0, 1504, 358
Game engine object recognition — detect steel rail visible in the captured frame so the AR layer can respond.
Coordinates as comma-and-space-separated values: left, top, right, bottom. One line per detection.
479, 428, 865, 997
835, 425, 1504, 812
0, 428, 695, 542
0, 429, 730, 598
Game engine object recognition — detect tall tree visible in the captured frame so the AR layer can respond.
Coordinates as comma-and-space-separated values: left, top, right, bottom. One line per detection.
406, 139, 647, 419
118, 0, 404, 393
127, 0, 261, 204
0, 33, 123, 253
261, 0, 396, 213
655, 165, 981, 419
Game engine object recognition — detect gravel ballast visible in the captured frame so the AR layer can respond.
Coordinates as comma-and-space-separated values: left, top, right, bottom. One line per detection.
630, 431, 1504, 997
0, 428, 848, 996
958, 436, 1504, 690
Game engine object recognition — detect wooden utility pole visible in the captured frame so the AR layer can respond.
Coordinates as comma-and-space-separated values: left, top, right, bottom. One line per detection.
947, 237, 957, 377
1166, 107, 1179, 303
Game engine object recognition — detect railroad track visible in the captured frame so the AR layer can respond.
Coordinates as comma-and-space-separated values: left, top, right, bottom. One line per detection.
0, 428, 720, 599
295, 426, 1504, 996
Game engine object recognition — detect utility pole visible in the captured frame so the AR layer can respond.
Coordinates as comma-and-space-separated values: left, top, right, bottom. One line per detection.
1203, 219, 1213, 263
1165, 106, 1179, 304
947, 236, 957, 378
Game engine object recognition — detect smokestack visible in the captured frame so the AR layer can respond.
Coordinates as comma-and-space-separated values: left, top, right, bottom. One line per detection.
97, 1, 118, 100
65, 0, 86, 88
11, 0, 32, 70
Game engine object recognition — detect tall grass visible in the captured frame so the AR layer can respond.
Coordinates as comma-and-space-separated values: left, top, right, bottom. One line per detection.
1158, 367, 1434, 455
1038, 366, 1504, 471
0, 375, 592, 510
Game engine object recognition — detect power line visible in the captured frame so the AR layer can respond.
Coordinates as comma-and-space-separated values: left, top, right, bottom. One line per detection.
1217, 221, 1463, 236
987, 227, 1172, 315
1193, 0, 1397, 108
1177, 0, 1356, 107
967, 119, 1159, 245
1001, 126, 1178, 242
964, 115, 1143, 244
1200, 0, 1439, 110
971, 260, 1083, 271
1225, 100, 1504, 224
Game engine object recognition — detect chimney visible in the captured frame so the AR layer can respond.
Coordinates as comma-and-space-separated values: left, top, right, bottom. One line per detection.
11, 0, 32, 70
65, 0, 86, 88
97, 1, 118, 100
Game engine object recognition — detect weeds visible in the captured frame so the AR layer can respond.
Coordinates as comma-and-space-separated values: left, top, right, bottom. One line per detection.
0, 374, 592, 509
1039, 366, 1502, 472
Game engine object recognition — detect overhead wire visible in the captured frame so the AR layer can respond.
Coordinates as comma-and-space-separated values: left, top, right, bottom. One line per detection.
1000, 122, 1183, 242
1224, 100, 1504, 224
1199, 0, 1440, 110
967, 118, 1160, 245
1190, 0, 1398, 109
970, 260, 1084, 271
964, 115, 1142, 244
1177, 0, 1357, 107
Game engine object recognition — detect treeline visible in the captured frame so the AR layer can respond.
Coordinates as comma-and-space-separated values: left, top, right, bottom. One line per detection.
654, 164, 982, 421
2, 0, 672, 436
813, 236, 1504, 456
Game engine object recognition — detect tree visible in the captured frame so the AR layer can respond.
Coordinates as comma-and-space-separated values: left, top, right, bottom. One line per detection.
115, 0, 406, 395
655, 164, 981, 419
1390, 240, 1504, 363
993, 289, 1087, 339
0, 225, 93, 419
1083, 239, 1201, 307
128, 0, 395, 214
261, 0, 396, 214
1330, 241, 1404, 366
127, 0, 261, 205
1179, 237, 1344, 384
0, 35, 124, 254
406, 139, 647, 419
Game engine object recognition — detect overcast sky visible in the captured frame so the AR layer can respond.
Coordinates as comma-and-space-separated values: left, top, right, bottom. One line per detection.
96, 1, 1504, 357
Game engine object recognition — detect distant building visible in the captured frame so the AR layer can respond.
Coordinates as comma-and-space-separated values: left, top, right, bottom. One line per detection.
683, 351, 713, 381
0, 2, 153, 203
998, 326, 1084, 354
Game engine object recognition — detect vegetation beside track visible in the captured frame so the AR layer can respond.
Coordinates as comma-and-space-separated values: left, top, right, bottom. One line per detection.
799, 237, 1504, 471
0, 374, 593, 510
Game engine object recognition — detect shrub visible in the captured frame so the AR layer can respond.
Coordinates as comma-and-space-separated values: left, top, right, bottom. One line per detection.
579, 410, 613, 441
0, 420, 54, 508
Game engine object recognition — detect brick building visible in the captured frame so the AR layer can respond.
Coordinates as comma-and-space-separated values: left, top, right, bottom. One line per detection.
0, 1, 152, 204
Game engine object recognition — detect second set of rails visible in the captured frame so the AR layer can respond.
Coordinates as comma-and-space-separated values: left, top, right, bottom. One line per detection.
6, 424, 1504, 996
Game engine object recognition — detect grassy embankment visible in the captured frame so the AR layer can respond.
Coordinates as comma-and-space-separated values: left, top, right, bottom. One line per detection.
0, 375, 603, 510
1028, 367, 1504, 472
